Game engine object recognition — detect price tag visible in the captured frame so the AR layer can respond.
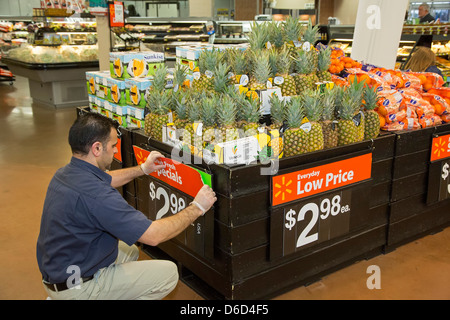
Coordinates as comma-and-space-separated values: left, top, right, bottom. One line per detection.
282, 189, 351, 255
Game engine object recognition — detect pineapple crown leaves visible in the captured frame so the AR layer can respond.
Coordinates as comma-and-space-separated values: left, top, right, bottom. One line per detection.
268, 21, 285, 49
199, 47, 224, 73
248, 22, 270, 51
283, 16, 304, 43
321, 88, 338, 121
363, 86, 380, 111
270, 94, 287, 125
338, 85, 362, 120
227, 48, 248, 75
285, 96, 305, 129
241, 96, 262, 123
346, 78, 366, 109
173, 91, 190, 120
317, 46, 332, 72
213, 62, 231, 93
200, 96, 218, 127
303, 19, 320, 45
218, 95, 237, 127
249, 49, 272, 83
152, 65, 168, 91
268, 48, 279, 77
173, 64, 188, 87
276, 45, 292, 75
186, 98, 201, 122
302, 89, 324, 122
293, 49, 315, 75
152, 90, 172, 115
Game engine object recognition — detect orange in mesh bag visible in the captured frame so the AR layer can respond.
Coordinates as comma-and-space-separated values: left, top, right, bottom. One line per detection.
406, 72, 444, 91
376, 89, 402, 116
441, 114, 450, 122
383, 118, 420, 131
419, 115, 442, 128
402, 72, 423, 91
422, 93, 450, 115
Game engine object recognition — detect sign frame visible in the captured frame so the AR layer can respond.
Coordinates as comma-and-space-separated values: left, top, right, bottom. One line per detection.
269, 149, 373, 260
427, 132, 450, 205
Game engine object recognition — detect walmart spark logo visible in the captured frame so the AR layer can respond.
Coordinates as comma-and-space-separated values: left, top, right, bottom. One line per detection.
433, 137, 447, 159
274, 176, 293, 202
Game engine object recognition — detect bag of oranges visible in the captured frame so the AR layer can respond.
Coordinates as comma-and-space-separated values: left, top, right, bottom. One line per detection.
421, 92, 450, 115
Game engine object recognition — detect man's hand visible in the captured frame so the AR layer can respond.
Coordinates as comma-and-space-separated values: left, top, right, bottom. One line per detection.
191, 185, 217, 216
141, 151, 166, 175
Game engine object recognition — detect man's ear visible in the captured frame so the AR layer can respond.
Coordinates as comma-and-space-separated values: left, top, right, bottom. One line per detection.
91, 141, 103, 157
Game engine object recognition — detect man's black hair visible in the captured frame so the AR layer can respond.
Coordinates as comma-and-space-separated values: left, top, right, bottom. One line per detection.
68, 113, 119, 155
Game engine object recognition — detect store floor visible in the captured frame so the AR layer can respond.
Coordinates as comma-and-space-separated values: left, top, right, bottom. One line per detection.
1, 76, 449, 300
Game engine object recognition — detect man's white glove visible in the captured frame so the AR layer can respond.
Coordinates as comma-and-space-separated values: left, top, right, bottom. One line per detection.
141, 151, 165, 175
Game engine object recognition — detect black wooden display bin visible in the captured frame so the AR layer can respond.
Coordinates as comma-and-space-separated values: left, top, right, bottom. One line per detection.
132, 129, 395, 300
385, 123, 450, 252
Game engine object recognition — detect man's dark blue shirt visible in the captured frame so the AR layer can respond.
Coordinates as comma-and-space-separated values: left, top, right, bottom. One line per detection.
37, 157, 151, 283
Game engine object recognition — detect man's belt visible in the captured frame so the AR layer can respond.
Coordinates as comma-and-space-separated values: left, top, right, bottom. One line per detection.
43, 276, 94, 292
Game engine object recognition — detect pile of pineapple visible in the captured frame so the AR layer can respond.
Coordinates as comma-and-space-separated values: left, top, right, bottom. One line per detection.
143, 17, 381, 159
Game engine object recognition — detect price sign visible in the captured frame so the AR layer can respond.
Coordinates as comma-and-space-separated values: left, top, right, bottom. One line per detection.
270, 151, 372, 259
133, 145, 214, 259
427, 133, 450, 204
147, 177, 213, 258
282, 190, 351, 255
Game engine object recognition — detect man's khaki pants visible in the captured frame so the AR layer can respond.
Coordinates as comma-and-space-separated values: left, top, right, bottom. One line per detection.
43, 242, 179, 300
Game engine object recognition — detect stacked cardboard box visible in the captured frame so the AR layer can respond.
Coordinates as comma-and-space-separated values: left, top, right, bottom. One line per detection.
85, 51, 165, 128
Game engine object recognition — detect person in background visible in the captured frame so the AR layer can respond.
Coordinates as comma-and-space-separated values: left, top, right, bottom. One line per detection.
403, 46, 443, 78
127, 4, 140, 17
37, 113, 216, 300
419, 3, 435, 23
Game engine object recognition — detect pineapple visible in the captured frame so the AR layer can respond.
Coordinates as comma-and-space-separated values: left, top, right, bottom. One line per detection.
283, 96, 306, 157
276, 45, 297, 97
317, 46, 332, 83
294, 49, 318, 93
173, 91, 190, 131
302, 89, 324, 153
320, 87, 339, 149
150, 90, 172, 142
194, 47, 223, 92
346, 79, 365, 142
363, 86, 381, 140
268, 94, 286, 158
303, 20, 320, 71
183, 97, 202, 150
240, 96, 262, 137
217, 95, 239, 142
337, 88, 360, 146
248, 49, 271, 91
145, 65, 167, 137
201, 94, 220, 144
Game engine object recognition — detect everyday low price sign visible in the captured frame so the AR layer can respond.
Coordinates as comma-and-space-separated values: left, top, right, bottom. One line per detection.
270, 152, 373, 259
271, 153, 372, 206
133, 145, 212, 198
